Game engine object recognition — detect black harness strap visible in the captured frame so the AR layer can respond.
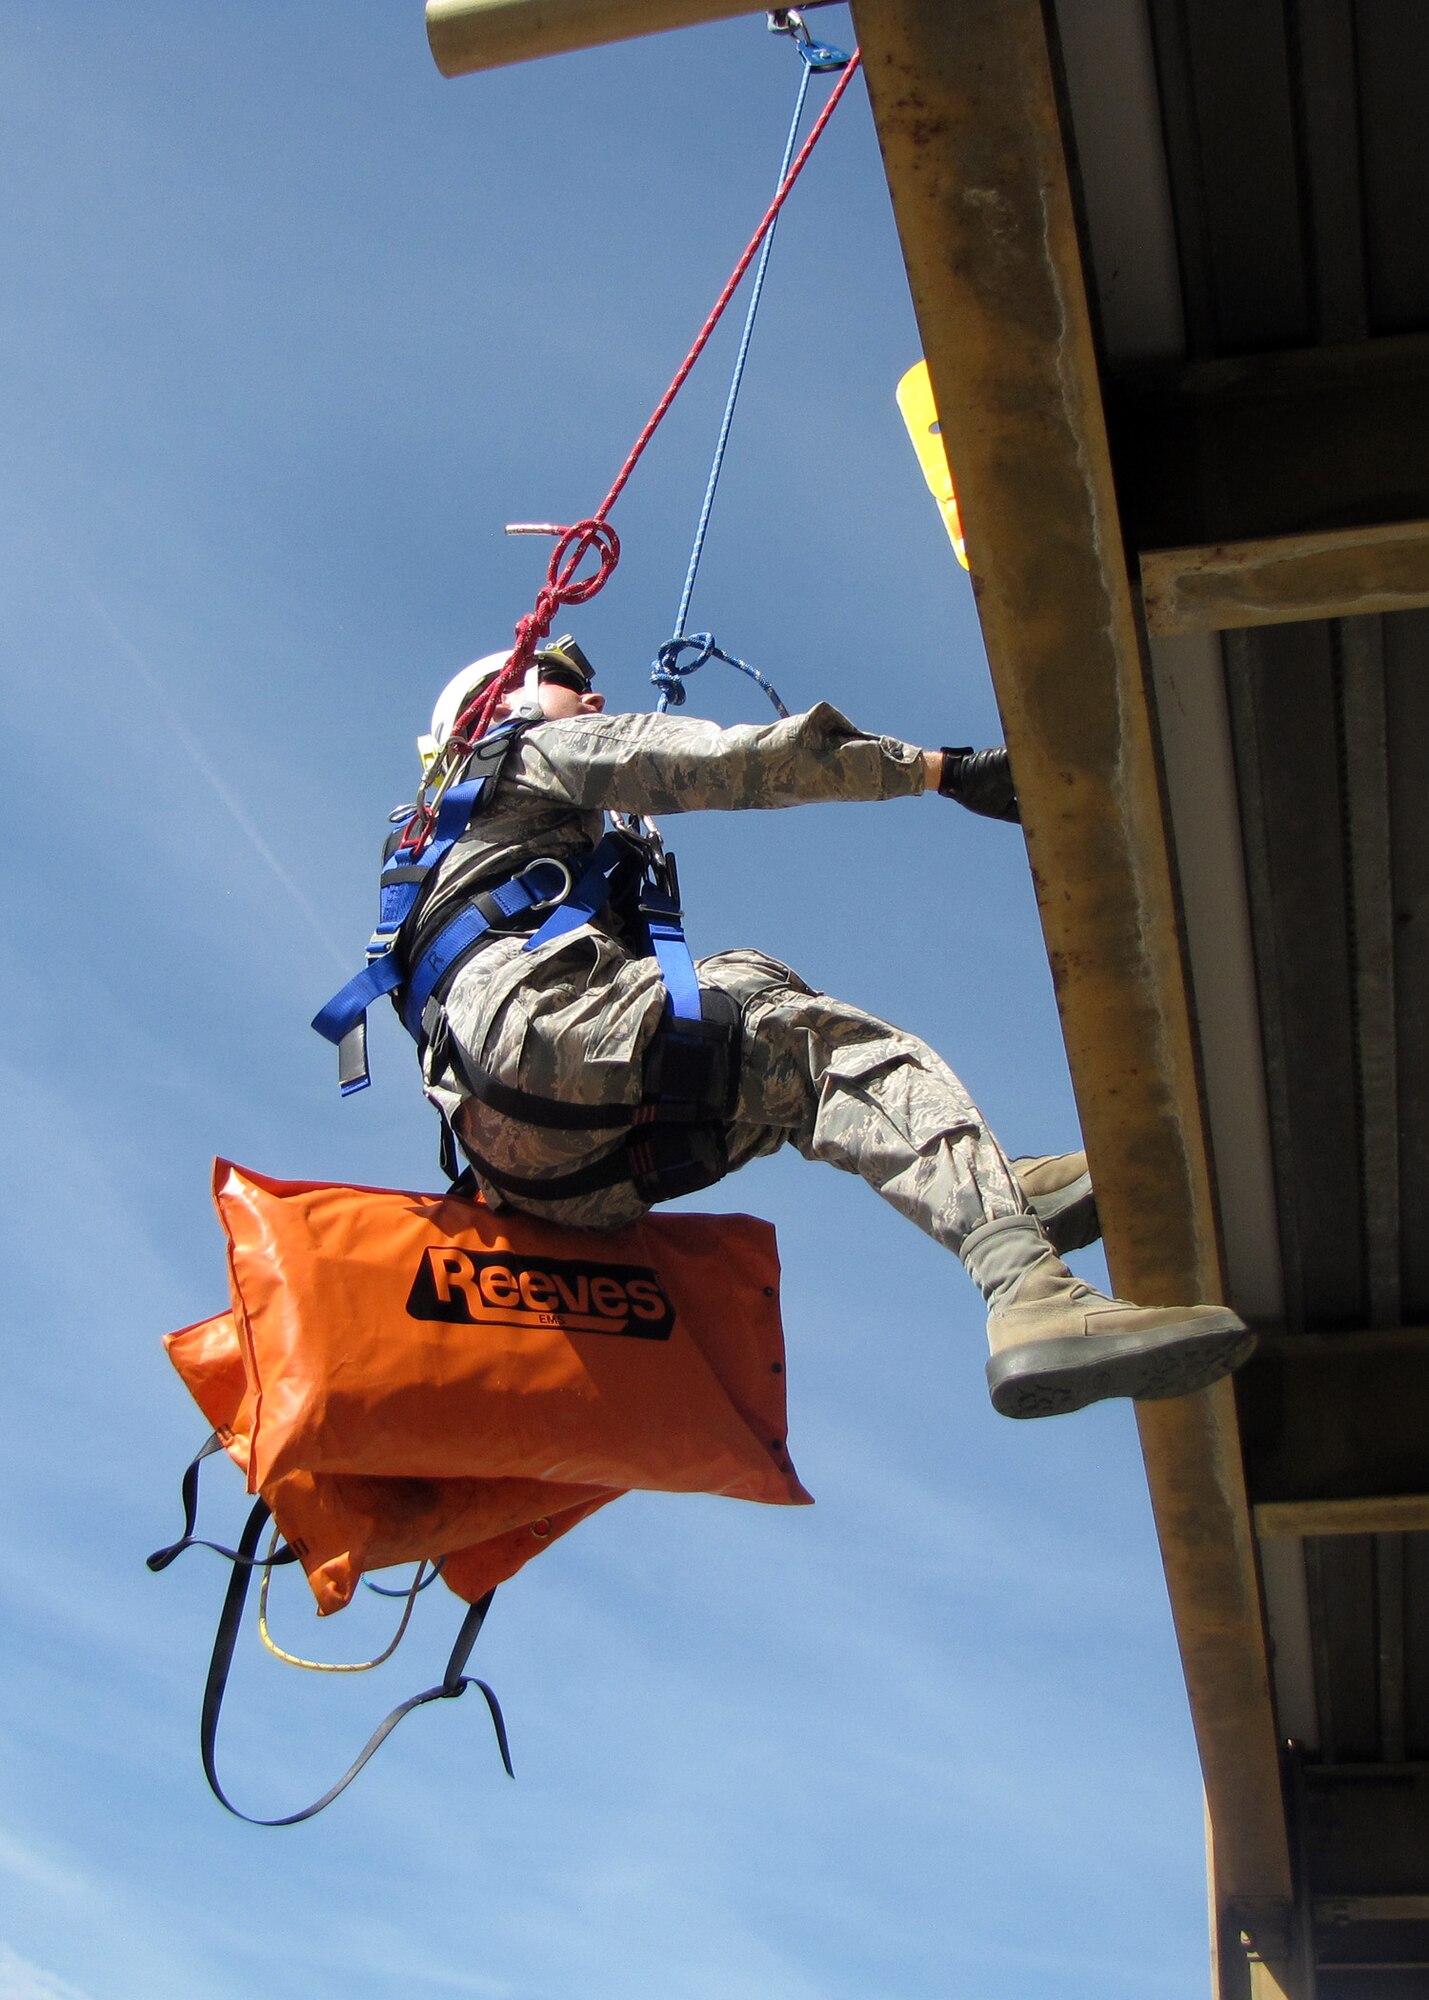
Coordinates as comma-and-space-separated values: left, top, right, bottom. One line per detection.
446, 984, 742, 1134
447, 984, 741, 1206
462, 1120, 730, 1207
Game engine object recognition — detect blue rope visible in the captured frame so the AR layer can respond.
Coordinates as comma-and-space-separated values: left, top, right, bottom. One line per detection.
652, 21, 848, 720
668, 64, 810, 644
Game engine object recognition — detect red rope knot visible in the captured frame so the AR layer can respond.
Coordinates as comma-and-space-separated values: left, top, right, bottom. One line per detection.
465, 517, 622, 741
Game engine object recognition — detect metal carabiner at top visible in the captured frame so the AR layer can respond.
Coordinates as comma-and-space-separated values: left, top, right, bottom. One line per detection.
766, 7, 850, 71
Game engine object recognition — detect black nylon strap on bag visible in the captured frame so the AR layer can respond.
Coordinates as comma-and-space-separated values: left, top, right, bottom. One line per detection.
146, 1434, 301, 1574
199, 1499, 512, 1826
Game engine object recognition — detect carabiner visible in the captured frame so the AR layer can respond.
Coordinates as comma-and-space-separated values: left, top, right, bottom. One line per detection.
766, 8, 850, 71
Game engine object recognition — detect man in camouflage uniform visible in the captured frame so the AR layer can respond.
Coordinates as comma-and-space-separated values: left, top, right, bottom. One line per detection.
408, 645, 1253, 1419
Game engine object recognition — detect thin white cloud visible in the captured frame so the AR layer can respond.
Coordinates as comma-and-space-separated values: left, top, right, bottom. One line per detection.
0, 1827, 94, 1910
0, 1946, 90, 2000
71, 579, 349, 971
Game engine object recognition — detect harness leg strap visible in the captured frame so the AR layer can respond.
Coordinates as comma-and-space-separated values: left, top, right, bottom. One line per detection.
457, 984, 743, 1207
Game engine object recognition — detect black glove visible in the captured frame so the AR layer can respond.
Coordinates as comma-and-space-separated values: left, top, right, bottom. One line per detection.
937, 746, 1020, 823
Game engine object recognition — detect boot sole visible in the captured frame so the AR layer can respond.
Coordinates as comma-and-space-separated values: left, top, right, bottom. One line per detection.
1024, 1170, 1100, 1256
986, 1314, 1256, 1420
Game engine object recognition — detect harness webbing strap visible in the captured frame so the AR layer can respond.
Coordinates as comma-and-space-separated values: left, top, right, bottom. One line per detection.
453, 1056, 638, 1131
462, 1121, 729, 1206
312, 723, 534, 1092
449, 984, 740, 1137
399, 860, 571, 1041
521, 831, 637, 953
641, 883, 702, 1022
313, 955, 406, 1094
316, 736, 732, 1207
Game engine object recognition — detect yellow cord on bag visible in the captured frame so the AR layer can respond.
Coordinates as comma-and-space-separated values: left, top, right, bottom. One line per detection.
257, 1522, 429, 1673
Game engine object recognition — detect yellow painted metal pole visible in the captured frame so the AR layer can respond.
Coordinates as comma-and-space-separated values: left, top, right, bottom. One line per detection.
851, 0, 1291, 1938
426, 0, 763, 76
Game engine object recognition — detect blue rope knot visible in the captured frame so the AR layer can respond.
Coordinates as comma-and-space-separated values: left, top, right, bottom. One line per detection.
651, 633, 789, 718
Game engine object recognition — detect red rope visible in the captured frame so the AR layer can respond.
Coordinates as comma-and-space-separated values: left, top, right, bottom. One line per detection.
456, 48, 864, 754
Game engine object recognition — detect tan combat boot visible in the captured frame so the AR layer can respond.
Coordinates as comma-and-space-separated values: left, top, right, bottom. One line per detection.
961, 1213, 1255, 1419
1011, 1151, 1098, 1255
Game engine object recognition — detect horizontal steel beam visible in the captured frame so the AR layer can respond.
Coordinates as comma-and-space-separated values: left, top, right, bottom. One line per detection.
1141, 519, 1429, 636
425, 0, 761, 75
1319, 1896, 1429, 1923
1256, 1495, 1429, 1538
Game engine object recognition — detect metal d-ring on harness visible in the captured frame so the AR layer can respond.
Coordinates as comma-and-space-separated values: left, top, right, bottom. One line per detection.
312, 724, 741, 1205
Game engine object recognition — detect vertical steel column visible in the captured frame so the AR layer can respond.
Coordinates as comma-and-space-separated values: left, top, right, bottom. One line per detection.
851, 0, 1290, 1926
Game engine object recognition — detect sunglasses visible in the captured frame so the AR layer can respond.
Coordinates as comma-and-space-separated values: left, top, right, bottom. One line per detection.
535, 663, 592, 695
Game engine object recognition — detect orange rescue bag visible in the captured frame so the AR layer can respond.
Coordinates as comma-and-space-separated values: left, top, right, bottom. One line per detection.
166, 1311, 618, 1615
164, 1162, 810, 1616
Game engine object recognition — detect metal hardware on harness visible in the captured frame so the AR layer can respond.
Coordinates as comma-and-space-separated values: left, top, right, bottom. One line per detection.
511, 855, 573, 916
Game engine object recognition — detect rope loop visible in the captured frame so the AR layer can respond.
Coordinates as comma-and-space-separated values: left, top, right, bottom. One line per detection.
651, 633, 789, 718
651, 634, 718, 707
460, 518, 622, 753
549, 518, 621, 602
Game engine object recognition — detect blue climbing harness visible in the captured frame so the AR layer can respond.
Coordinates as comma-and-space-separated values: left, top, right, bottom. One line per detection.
312, 720, 740, 1204
311, 718, 537, 1094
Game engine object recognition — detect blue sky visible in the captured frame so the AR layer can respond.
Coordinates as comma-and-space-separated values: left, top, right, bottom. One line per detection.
0, 8, 1212, 1996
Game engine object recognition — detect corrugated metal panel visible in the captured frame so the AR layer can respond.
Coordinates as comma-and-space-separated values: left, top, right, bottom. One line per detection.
1146, 0, 1312, 353
1225, 622, 1366, 1329
1355, 0, 1429, 334
1384, 611, 1429, 1317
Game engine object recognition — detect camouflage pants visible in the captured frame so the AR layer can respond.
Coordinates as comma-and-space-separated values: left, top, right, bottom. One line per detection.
449, 945, 1026, 1251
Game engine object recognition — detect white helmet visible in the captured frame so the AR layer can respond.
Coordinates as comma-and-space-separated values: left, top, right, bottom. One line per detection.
417, 651, 530, 772
416, 637, 596, 772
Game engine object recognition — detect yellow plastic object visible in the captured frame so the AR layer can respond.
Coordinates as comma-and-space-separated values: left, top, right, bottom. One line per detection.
896, 360, 968, 570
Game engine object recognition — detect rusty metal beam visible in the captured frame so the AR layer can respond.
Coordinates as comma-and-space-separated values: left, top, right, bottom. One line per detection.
1141, 520, 1429, 637
851, 0, 1289, 1918
425, 0, 760, 75
1256, 1497, 1429, 1538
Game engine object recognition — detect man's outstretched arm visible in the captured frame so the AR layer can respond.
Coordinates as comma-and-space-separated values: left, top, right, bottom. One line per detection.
505, 701, 1018, 821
